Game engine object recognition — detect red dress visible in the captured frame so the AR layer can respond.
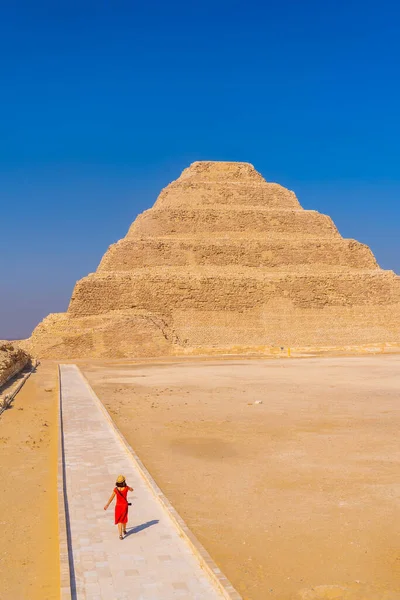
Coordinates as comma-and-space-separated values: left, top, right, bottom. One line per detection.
114, 487, 129, 524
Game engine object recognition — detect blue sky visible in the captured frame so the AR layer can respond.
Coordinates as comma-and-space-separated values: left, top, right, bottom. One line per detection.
1, 1, 399, 339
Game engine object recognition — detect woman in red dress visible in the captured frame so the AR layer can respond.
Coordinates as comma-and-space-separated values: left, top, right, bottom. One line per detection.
104, 475, 133, 539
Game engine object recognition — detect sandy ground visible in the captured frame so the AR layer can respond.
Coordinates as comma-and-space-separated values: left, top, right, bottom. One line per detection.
82, 355, 400, 600
0, 361, 59, 599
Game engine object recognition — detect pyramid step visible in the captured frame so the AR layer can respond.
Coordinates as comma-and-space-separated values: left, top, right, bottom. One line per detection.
154, 181, 301, 210
177, 161, 267, 183
98, 238, 377, 272
128, 208, 339, 238
68, 269, 400, 317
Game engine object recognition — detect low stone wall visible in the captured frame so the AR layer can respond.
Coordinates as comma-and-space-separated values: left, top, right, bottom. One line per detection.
0, 343, 31, 388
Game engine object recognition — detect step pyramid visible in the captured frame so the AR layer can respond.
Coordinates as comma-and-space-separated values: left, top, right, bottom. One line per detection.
28, 161, 400, 358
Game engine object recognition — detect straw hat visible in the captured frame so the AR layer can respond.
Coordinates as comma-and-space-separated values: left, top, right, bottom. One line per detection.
116, 475, 126, 483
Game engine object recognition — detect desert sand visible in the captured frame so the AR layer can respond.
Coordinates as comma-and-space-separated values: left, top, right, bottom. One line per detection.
82, 355, 400, 600
0, 361, 59, 599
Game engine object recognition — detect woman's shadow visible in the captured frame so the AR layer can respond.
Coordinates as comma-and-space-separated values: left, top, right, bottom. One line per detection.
124, 519, 159, 538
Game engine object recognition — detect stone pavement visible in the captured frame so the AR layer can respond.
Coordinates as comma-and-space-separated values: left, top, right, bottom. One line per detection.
59, 364, 231, 600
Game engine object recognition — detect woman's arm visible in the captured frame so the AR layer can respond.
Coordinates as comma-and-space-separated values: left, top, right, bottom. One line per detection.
104, 491, 115, 510
128, 486, 133, 492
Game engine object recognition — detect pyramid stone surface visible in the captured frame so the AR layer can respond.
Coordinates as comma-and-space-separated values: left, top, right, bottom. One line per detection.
28, 161, 400, 358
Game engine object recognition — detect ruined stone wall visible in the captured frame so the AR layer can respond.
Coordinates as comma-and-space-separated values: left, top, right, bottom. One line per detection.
0, 343, 31, 388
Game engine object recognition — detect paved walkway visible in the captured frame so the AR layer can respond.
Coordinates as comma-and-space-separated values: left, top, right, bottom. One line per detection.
60, 364, 228, 600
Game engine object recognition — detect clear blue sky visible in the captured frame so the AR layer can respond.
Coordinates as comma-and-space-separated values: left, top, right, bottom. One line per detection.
1, 1, 399, 339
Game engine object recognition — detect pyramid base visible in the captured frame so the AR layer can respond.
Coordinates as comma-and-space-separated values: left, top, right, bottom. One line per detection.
25, 311, 177, 359
26, 302, 400, 359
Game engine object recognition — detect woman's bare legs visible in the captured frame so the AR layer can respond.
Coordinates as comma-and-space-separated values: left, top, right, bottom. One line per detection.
117, 522, 124, 538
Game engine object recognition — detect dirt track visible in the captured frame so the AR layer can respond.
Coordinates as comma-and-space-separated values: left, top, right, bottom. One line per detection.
83, 355, 400, 600
0, 362, 59, 599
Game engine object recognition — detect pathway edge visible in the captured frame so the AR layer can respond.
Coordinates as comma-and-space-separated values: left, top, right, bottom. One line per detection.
77, 365, 243, 600
57, 365, 73, 600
